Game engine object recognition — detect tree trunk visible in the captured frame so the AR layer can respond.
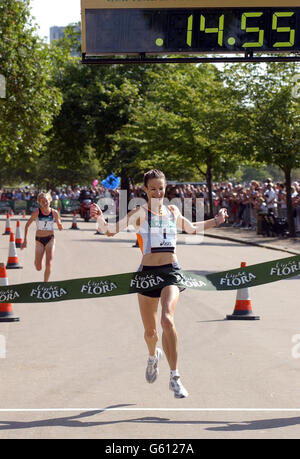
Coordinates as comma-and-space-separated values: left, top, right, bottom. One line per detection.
119, 168, 131, 220
205, 157, 214, 219
284, 168, 296, 238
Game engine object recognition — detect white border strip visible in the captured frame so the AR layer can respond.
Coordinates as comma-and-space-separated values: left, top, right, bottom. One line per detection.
1, 408, 300, 413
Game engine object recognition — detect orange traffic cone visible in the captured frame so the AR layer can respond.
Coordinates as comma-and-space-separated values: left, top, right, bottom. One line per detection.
9, 208, 14, 217
15, 220, 23, 248
22, 209, 26, 218
6, 232, 22, 269
226, 262, 260, 320
70, 211, 79, 230
0, 263, 19, 322
3, 213, 11, 235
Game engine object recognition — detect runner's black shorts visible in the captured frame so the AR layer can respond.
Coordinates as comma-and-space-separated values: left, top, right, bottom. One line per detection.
138, 262, 185, 298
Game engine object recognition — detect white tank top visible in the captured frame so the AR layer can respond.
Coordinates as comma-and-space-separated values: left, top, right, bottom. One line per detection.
136, 206, 177, 255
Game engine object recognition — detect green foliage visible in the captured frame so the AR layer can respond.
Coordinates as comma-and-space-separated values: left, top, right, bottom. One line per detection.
223, 62, 300, 173
45, 58, 166, 187
237, 165, 284, 183
34, 145, 100, 189
223, 61, 300, 235
0, 0, 62, 184
110, 63, 247, 214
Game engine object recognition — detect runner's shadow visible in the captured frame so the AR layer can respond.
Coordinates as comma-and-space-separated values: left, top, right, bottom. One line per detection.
0, 405, 299, 433
206, 416, 300, 432
0, 404, 134, 430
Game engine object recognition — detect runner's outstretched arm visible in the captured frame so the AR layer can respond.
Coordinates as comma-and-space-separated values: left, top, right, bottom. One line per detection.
90, 203, 142, 236
175, 207, 228, 234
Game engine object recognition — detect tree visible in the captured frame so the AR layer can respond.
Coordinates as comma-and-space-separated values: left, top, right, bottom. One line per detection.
253, 64, 300, 236
46, 47, 166, 189
113, 63, 244, 216
224, 62, 300, 236
0, 0, 62, 185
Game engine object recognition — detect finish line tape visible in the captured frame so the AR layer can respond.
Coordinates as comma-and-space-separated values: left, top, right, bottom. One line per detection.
0, 255, 300, 303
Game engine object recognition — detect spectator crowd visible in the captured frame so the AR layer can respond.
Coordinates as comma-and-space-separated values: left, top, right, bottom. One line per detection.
1, 179, 300, 235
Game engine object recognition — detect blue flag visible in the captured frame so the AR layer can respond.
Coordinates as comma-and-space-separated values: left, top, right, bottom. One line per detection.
101, 173, 121, 190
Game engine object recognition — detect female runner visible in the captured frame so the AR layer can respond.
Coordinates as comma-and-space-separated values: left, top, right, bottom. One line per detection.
90, 170, 227, 398
21, 192, 63, 281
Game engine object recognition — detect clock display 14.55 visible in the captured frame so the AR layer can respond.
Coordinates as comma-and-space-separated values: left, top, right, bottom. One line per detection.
84, 7, 300, 54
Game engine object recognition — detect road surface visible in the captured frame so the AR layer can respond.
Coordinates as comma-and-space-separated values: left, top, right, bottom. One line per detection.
0, 215, 299, 439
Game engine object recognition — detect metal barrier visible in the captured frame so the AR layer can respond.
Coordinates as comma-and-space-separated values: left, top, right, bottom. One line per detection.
60, 199, 81, 214
0, 199, 81, 215
0, 202, 11, 214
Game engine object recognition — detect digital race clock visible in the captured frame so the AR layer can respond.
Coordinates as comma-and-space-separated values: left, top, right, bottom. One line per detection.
80, 1, 300, 63
84, 7, 299, 54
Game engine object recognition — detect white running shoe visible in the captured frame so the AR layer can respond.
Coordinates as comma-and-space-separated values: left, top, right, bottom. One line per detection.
169, 375, 189, 398
145, 347, 162, 383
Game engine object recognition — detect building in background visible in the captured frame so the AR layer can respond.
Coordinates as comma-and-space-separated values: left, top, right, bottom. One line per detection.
50, 24, 81, 56
50, 26, 65, 42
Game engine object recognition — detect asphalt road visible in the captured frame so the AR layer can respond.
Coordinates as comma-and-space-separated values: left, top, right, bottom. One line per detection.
0, 215, 300, 439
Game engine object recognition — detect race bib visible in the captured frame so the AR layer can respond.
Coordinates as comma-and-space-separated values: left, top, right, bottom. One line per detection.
150, 214, 176, 250
36, 219, 54, 231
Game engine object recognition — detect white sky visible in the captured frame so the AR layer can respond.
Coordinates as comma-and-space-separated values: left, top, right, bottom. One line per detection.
29, 0, 81, 41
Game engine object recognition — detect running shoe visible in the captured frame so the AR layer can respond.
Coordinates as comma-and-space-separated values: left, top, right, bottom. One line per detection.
169, 375, 189, 398
145, 347, 162, 384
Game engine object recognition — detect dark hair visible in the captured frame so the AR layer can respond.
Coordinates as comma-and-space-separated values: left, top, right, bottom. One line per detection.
143, 169, 166, 187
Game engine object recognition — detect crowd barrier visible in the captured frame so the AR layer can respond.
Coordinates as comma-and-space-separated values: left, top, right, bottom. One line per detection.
0, 199, 81, 215
1, 199, 299, 235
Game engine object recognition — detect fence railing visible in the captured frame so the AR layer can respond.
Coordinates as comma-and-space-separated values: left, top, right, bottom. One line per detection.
0, 199, 81, 214
1, 199, 299, 235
